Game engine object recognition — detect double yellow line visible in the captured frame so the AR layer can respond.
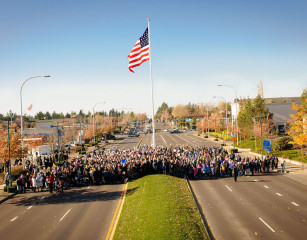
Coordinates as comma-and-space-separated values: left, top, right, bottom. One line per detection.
105, 183, 128, 240
136, 136, 144, 148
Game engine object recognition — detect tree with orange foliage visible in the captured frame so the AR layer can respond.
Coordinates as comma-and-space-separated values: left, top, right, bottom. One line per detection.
0, 123, 22, 164
172, 104, 189, 118
289, 89, 307, 150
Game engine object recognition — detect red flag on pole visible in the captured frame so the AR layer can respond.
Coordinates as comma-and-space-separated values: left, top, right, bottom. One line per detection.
27, 104, 33, 111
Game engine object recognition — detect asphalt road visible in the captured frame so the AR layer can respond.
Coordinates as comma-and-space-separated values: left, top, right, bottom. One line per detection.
0, 184, 124, 240
115, 123, 307, 240
1, 122, 306, 240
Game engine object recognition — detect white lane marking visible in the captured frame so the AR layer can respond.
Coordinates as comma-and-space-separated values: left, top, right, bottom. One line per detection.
264, 185, 269, 189
175, 134, 197, 147
87, 186, 91, 189
40, 196, 45, 199
259, 217, 275, 232
27, 206, 33, 210
60, 208, 72, 221
291, 202, 299, 207
276, 193, 282, 197
183, 134, 203, 143
225, 185, 233, 192
160, 135, 167, 145
10, 216, 18, 222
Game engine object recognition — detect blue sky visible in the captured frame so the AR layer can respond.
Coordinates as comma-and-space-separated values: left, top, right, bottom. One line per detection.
0, 0, 306, 116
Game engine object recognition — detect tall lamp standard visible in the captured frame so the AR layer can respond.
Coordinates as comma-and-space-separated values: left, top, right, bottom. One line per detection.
213, 96, 228, 140
20, 75, 50, 169
92, 102, 106, 143
217, 84, 239, 146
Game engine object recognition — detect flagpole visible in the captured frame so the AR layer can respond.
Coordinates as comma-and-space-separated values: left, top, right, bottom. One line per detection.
148, 19, 156, 148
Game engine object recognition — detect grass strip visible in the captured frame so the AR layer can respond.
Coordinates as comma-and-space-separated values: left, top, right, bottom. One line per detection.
113, 174, 208, 240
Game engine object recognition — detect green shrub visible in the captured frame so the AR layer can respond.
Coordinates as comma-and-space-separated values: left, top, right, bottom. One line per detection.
3, 185, 7, 192
273, 137, 293, 151
214, 138, 219, 141
221, 143, 226, 146
7, 184, 17, 193
230, 148, 238, 153
105, 140, 109, 143
10, 166, 27, 182
78, 150, 86, 155
204, 135, 208, 138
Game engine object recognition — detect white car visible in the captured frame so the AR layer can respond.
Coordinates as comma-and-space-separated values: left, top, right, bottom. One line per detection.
163, 129, 168, 132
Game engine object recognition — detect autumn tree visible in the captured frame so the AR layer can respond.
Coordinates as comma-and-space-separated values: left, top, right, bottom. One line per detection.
289, 89, 307, 151
172, 104, 190, 118
0, 123, 22, 164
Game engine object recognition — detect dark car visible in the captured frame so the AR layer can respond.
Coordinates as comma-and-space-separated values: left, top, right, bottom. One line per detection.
170, 129, 181, 134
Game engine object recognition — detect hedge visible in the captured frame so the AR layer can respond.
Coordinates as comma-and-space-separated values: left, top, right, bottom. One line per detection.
230, 148, 238, 153
7, 184, 17, 193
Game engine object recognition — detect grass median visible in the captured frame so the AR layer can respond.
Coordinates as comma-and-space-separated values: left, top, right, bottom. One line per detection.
113, 174, 208, 240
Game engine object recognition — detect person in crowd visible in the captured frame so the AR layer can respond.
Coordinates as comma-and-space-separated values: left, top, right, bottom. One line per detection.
31, 175, 37, 192
48, 173, 54, 193
4, 172, 10, 186
233, 164, 238, 182
16, 177, 22, 194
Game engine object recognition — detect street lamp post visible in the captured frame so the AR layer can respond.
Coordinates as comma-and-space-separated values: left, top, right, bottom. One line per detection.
92, 102, 106, 143
213, 96, 228, 140
218, 84, 239, 146
20, 75, 50, 169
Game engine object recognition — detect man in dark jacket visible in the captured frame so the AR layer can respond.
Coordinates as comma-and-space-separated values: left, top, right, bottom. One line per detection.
48, 174, 54, 193
233, 165, 238, 182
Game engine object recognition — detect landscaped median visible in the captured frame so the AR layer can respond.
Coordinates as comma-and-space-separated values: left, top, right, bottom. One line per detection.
113, 175, 208, 240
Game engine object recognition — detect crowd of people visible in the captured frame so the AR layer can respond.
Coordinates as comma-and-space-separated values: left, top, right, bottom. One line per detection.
5, 144, 282, 194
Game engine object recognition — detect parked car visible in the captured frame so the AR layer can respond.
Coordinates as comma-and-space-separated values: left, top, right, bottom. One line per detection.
128, 132, 140, 137
170, 129, 181, 134
163, 129, 169, 132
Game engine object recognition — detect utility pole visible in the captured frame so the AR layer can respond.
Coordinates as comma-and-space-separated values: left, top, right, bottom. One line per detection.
80, 120, 83, 154
207, 108, 209, 138
8, 120, 12, 187
260, 113, 263, 161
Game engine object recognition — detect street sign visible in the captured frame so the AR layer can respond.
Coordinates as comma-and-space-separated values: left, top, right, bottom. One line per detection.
263, 140, 272, 151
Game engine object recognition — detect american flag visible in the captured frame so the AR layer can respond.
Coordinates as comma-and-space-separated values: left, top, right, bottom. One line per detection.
128, 28, 149, 73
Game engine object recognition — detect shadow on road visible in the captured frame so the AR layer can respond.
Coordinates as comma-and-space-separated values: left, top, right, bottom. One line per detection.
9, 187, 122, 207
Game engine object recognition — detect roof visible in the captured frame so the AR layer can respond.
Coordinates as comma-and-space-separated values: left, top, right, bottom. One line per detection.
264, 97, 302, 105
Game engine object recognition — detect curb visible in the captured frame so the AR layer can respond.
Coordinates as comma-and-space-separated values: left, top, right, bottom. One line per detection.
105, 183, 128, 240
186, 178, 215, 240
